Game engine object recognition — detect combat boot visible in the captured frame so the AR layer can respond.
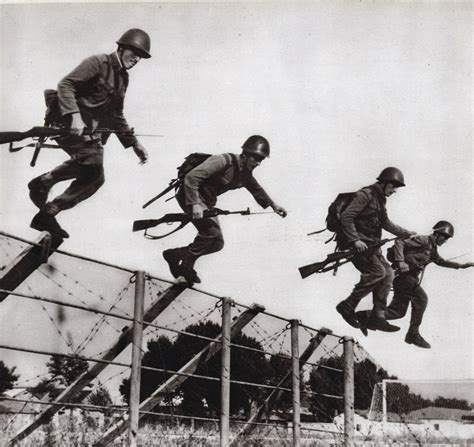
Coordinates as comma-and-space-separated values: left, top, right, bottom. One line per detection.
163, 248, 186, 278
355, 310, 370, 336
177, 253, 201, 284
366, 315, 400, 332
30, 211, 69, 239
405, 332, 431, 349
28, 177, 50, 209
336, 301, 360, 328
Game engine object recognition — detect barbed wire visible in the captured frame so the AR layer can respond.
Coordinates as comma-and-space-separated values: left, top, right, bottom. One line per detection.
75, 278, 134, 355
1, 231, 469, 445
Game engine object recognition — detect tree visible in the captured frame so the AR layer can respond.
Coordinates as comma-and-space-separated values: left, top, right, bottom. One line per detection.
433, 396, 470, 411
88, 385, 113, 408
0, 360, 19, 394
32, 355, 89, 399
120, 321, 276, 417
87, 385, 114, 419
267, 353, 295, 413
307, 356, 396, 422
120, 335, 176, 404
45, 355, 88, 386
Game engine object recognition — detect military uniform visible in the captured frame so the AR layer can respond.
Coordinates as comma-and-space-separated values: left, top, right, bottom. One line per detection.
29, 52, 138, 217
337, 183, 412, 323
386, 235, 464, 331
176, 153, 274, 259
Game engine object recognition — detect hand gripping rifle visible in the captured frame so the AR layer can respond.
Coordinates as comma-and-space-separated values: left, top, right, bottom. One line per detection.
133, 207, 273, 240
298, 236, 408, 279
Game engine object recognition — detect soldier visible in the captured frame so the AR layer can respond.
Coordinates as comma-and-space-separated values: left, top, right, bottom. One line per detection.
163, 135, 287, 284
335, 167, 415, 332
28, 29, 151, 239
356, 221, 474, 348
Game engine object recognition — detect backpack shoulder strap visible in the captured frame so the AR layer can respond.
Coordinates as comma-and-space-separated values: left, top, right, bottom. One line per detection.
220, 153, 241, 185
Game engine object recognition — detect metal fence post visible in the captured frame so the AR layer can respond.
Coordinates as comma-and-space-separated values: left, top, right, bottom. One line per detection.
220, 297, 232, 447
290, 319, 301, 447
129, 271, 145, 447
343, 336, 355, 447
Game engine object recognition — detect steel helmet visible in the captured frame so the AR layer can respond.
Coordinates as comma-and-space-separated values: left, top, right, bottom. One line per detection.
432, 220, 454, 238
117, 29, 151, 59
241, 135, 270, 159
376, 167, 405, 187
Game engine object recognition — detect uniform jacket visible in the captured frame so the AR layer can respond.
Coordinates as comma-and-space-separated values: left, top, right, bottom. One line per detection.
392, 234, 462, 270
57, 52, 137, 148
340, 183, 411, 245
181, 153, 274, 209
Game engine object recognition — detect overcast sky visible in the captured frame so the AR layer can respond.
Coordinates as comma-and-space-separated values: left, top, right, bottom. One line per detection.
0, 2, 472, 398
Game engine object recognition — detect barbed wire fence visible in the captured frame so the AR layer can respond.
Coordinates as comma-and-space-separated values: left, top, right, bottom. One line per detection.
1, 231, 472, 446
0, 231, 353, 446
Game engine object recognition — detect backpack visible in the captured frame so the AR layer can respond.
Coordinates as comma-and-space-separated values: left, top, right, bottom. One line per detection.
325, 192, 356, 249
142, 153, 236, 208
177, 152, 213, 181
386, 238, 434, 266
326, 192, 356, 232
324, 186, 380, 250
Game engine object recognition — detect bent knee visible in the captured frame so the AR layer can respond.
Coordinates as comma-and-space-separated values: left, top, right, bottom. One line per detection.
85, 165, 105, 185
213, 236, 225, 252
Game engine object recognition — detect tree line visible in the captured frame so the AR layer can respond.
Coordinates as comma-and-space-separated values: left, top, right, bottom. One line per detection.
1, 322, 470, 421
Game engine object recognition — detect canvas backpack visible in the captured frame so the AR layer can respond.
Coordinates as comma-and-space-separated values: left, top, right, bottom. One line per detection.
143, 153, 237, 208
324, 192, 357, 249
324, 186, 381, 250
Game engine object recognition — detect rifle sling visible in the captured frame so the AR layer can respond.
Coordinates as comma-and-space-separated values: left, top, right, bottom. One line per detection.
9, 142, 62, 152
144, 220, 190, 240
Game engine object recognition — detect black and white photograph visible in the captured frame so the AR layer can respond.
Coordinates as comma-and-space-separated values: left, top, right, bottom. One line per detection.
0, 1, 472, 445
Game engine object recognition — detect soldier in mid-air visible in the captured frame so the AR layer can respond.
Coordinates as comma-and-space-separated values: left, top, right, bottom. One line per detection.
356, 221, 474, 348
28, 29, 151, 239
163, 135, 287, 284
335, 167, 415, 332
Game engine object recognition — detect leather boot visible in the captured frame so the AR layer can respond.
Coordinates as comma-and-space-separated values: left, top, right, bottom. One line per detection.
355, 310, 370, 336
336, 301, 360, 328
163, 248, 186, 278
177, 253, 201, 284
405, 332, 431, 349
366, 315, 400, 332
30, 211, 69, 239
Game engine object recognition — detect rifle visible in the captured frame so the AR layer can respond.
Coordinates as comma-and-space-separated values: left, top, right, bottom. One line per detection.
0, 126, 163, 146
133, 207, 273, 240
298, 236, 406, 279
2, 126, 163, 166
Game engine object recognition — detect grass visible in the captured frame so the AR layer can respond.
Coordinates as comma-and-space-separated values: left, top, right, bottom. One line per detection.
1, 413, 472, 446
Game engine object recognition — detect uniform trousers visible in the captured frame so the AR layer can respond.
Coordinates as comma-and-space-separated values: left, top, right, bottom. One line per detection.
176, 189, 224, 259
386, 271, 427, 331
343, 250, 394, 318
35, 137, 105, 216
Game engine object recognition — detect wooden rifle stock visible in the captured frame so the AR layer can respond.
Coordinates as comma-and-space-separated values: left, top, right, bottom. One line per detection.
298, 261, 328, 279
298, 251, 351, 279
298, 236, 408, 280
133, 213, 191, 232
